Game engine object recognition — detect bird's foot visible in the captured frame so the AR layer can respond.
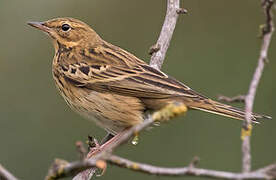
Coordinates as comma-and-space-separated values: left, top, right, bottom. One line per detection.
152, 102, 188, 121
86, 131, 126, 158
87, 137, 102, 158
85, 133, 123, 177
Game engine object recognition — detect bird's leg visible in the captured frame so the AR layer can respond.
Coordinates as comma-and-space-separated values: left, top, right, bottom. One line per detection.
152, 102, 188, 122
87, 131, 126, 158
100, 133, 115, 145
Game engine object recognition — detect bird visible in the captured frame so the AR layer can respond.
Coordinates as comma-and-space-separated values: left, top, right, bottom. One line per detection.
27, 17, 270, 140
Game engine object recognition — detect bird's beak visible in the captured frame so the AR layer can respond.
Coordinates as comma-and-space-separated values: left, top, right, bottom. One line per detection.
27, 21, 51, 33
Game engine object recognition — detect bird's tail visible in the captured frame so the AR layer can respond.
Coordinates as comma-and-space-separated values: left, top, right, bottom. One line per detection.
187, 99, 271, 123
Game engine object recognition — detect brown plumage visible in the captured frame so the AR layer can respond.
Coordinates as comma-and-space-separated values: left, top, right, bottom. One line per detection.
28, 18, 271, 135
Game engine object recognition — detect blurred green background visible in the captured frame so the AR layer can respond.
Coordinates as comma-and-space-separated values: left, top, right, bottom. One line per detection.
0, 0, 275, 179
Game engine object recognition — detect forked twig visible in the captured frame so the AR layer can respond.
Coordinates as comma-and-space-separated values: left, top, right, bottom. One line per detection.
242, 0, 274, 173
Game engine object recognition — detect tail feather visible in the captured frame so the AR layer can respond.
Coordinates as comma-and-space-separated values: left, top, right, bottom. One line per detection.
188, 99, 271, 123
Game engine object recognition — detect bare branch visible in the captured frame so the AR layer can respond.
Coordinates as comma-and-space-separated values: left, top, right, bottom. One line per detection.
46, 155, 276, 180
188, 156, 200, 168
242, 0, 274, 173
217, 95, 246, 103
70, 116, 155, 180
149, 0, 183, 70
46, 158, 98, 180
47, 116, 155, 180
75, 141, 87, 160
176, 8, 188, 14
0, 164, 18, 180
107, 155, 276, 179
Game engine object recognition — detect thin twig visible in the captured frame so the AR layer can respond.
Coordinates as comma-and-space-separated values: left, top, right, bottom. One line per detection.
189, 156, 200, 168
0, 164, 18, 180
46, 155, 276, 180
149, 0, 182, 70
107, 155, 276, 179
101, 116, 154, 152
242, 0, 274, 173
75, 141, 87, 160
70, 117, 154, 180
46, 158, 98, 180
217, 95, 246, 103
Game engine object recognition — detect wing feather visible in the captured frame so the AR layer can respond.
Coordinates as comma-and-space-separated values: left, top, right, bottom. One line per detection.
58, 42, 206, 100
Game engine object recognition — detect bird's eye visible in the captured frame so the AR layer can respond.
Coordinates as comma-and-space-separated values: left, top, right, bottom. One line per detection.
61, 24, 71, 32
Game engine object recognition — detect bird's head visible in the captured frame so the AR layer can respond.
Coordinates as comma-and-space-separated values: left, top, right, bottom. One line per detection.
28, 17, 101, 50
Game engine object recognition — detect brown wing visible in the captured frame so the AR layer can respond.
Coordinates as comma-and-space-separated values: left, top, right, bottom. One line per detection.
59, 61, 207, 97
57, 41, 208, 109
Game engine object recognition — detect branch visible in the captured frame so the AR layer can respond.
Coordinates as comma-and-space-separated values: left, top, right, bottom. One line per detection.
53, 116, 155, 180
45, 155, 276, 180
149, 0, 184, 70
242, 0, 274, 173
217, 95, 246, 103
0, 164, 18, 180
45, 159, 98, 180
107, 155, 276, 180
